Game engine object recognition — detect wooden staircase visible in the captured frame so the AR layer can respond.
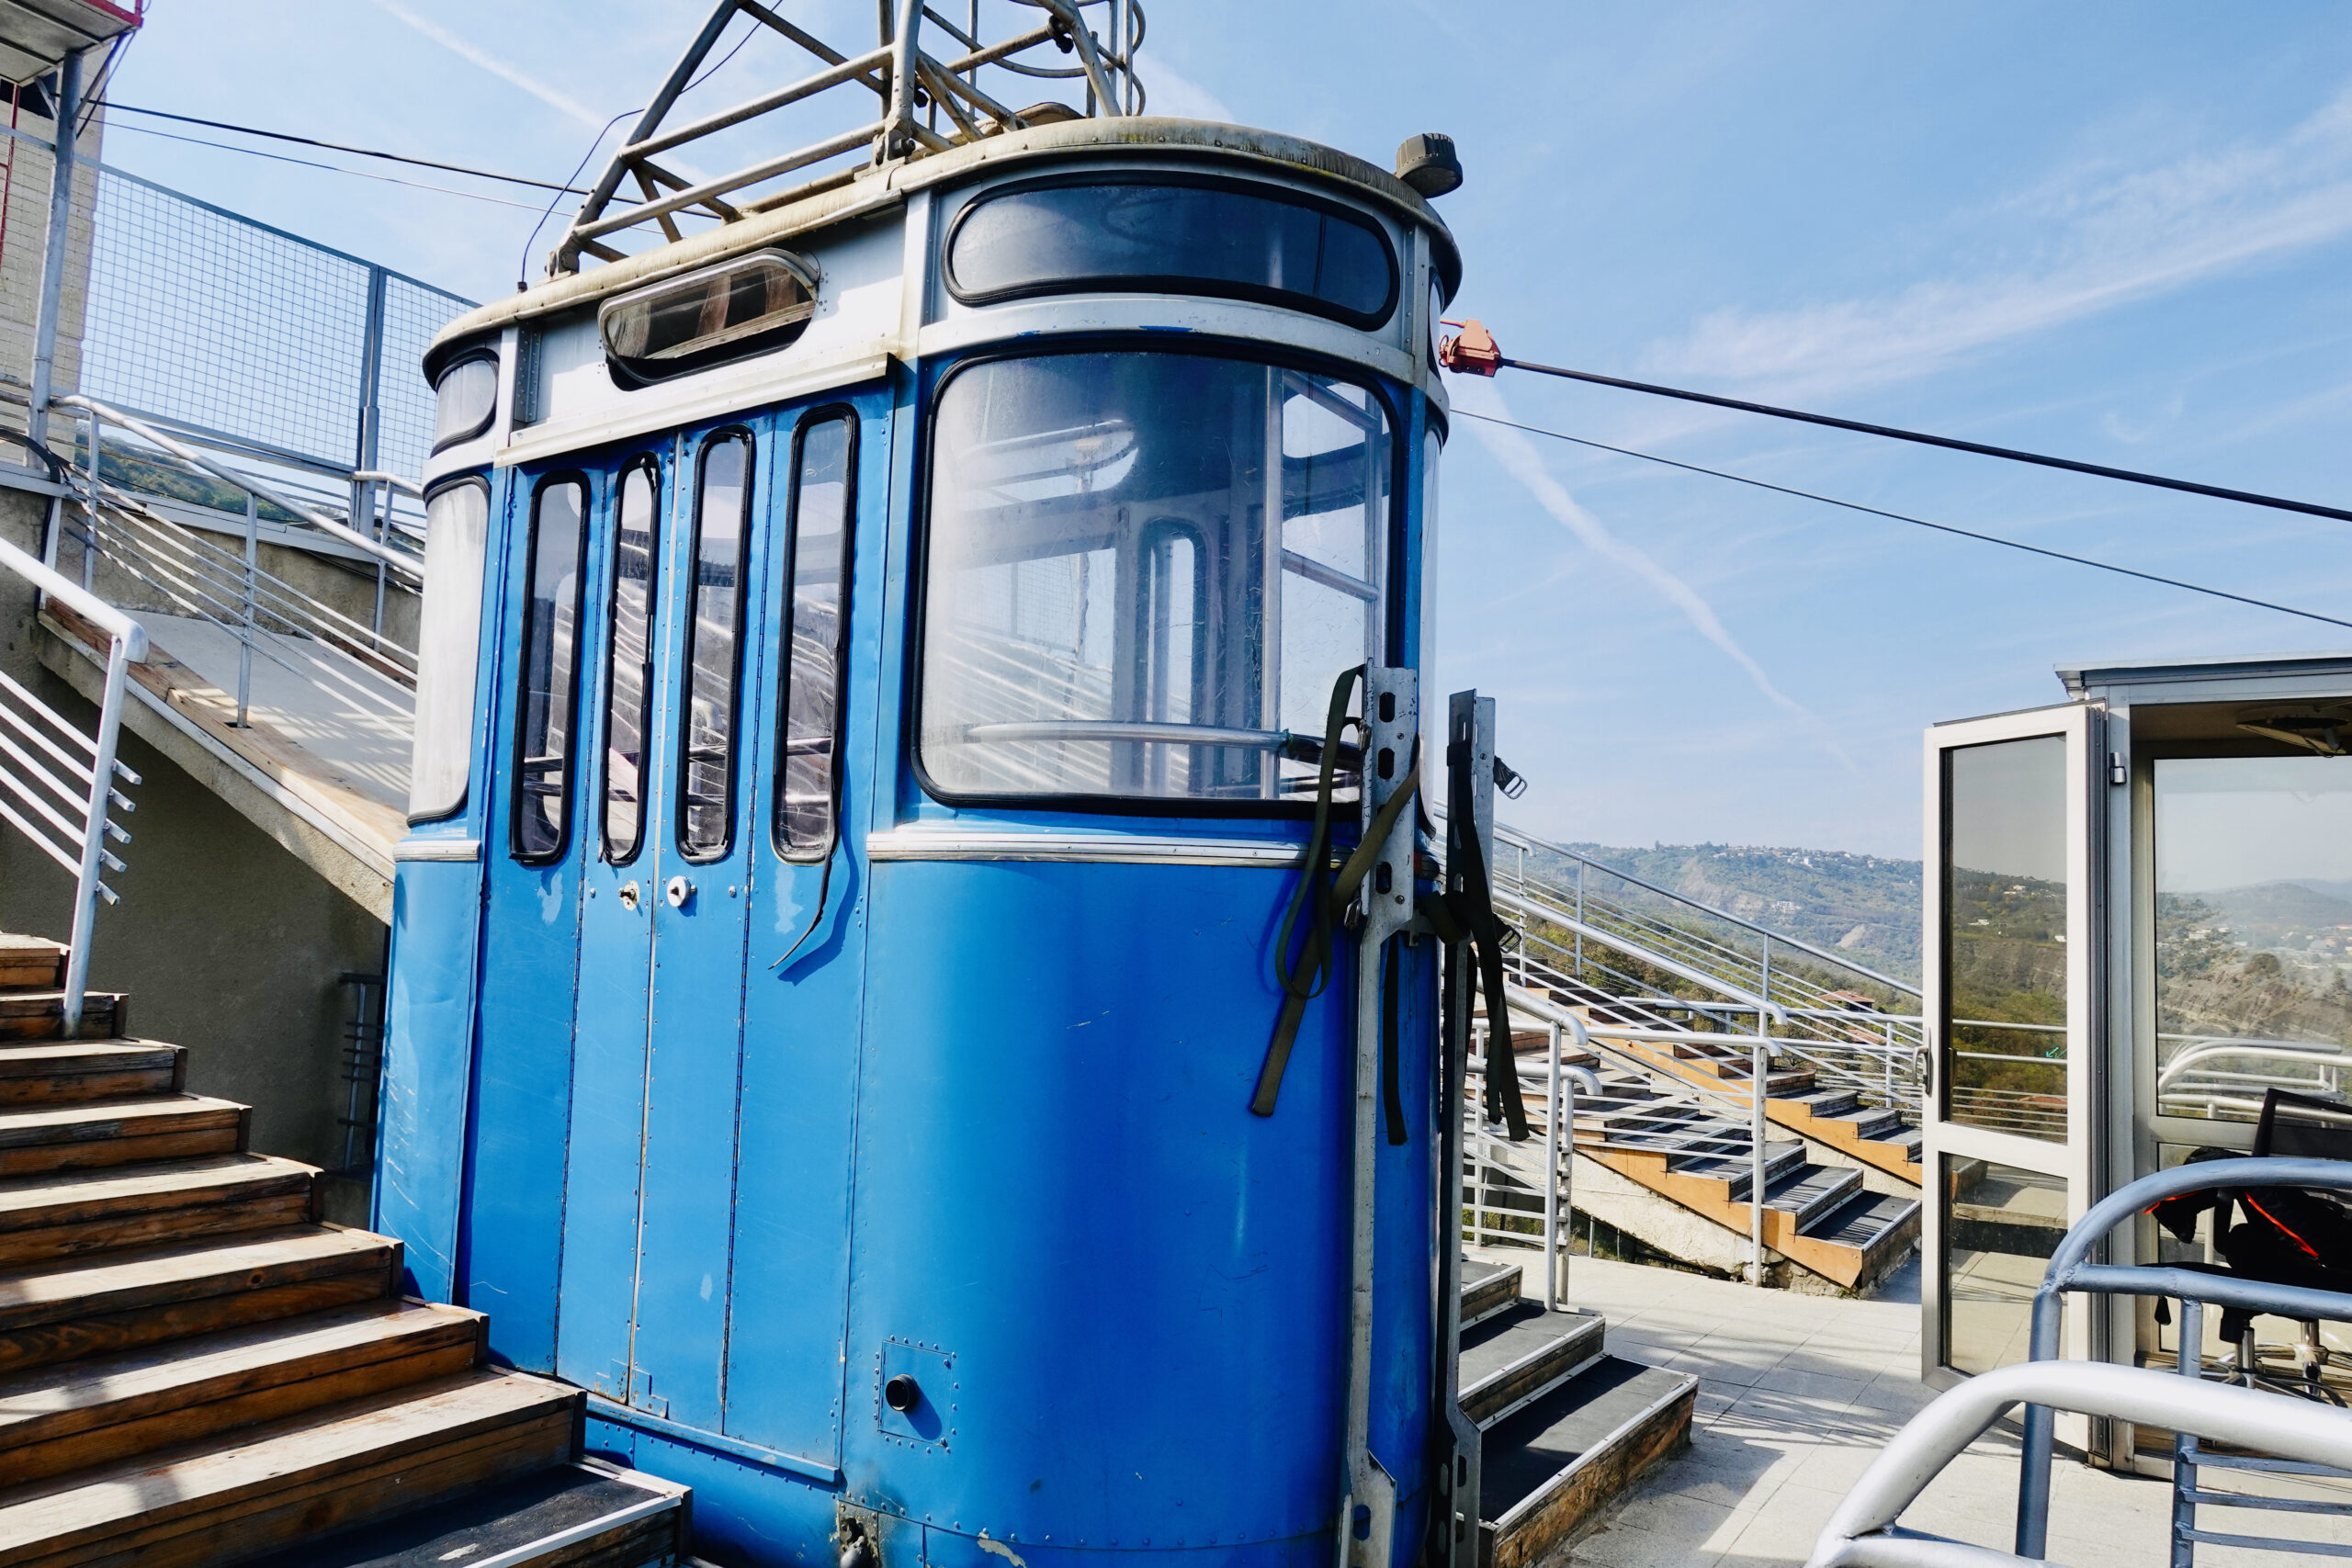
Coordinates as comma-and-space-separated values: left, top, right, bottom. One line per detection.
1543, 977, 1923, 1186
1457, 1259, 1695, 1568
0, 933, 690, 1568
1477, 1007, 1918, 1293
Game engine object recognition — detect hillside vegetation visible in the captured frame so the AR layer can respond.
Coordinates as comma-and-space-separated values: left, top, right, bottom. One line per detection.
1546, 840, 1924, 984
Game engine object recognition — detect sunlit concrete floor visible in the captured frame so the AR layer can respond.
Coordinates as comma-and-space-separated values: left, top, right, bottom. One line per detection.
1463, 1246, 2352, 1567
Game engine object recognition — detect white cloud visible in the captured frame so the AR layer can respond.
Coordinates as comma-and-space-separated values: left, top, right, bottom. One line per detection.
1142, 61, 1233, 124
1452, 378, 1856, 772
368, 0, 606, 130
1643, 83, 2352, 402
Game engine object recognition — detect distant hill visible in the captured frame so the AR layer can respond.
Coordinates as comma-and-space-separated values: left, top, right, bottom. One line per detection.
1535, 840, 1924, 984
2201, 881, 2352, 945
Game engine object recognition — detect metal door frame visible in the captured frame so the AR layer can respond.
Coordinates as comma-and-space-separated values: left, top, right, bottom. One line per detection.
1920, 701, 2106, 1394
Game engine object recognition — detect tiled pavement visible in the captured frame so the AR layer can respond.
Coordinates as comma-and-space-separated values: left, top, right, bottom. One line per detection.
1472, 1247, 2352, 1567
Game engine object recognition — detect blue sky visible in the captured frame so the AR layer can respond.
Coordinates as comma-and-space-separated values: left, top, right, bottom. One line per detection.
97, 2, 2352, 858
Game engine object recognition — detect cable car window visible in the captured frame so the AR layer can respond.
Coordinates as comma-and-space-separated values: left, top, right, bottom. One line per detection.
432, 353, 498, 451
407, 478, 489, 822
600, 251, 819, 388
600, 457, 661, 863
513, 475, 590, 862
944, 175, 1399, 329
918, 351, 1392, 808
775, 413, 856, 860
680, 432, 752, 861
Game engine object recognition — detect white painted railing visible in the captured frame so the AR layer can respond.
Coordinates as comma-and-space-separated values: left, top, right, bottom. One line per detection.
0, 531, 144, 1035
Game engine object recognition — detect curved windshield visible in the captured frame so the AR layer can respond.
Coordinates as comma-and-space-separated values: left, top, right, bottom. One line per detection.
946, 177, 1397, 328
919, 351, 1392, 806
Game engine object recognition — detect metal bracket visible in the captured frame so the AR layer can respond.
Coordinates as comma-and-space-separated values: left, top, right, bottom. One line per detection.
1433, 689, 1494, 1568
1339, 666, 1416, 1568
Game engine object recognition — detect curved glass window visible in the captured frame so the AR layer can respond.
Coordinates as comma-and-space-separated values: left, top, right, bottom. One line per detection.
944, 175, 1399, 328
679, 433, 752, 860
600, 458, 661, 863
513, 476, 590, 862
918, 352, 1392, 807
407, 479, 490, 822
601, 251, 818, 388
433, 354, 498, 451
775, 414, 856, 860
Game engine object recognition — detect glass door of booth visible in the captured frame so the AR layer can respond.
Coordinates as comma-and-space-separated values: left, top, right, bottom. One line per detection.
1922, 704, 2102, 1387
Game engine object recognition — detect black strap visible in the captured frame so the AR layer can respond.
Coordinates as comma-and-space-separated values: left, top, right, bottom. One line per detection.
1250, 668, 1361, 1117
1250, 671, 1423, 1118
1448, 737, 1531, 1141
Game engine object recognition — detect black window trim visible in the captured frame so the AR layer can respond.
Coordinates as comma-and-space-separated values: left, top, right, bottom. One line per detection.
905, 337, 1411, 822
674, 426, 757, 864
772, 404, 862, 864
509, 468, 594, 865
430, 347, 501, 455
598, 452, 664, 866
941, 170, 1404, 331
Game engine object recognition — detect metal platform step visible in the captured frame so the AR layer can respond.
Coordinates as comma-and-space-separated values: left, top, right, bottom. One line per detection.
1461, 1260, 1523, 1328
1801, 1189, 1923, 1247
1460, 1301, 1606, 1427
1476, 1355, 1698, 1568
230, 1461, 690, 1568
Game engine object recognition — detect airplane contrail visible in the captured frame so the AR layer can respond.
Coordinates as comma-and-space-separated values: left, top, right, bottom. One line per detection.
367, 0, 605, 131
1453, 377, 1857, 773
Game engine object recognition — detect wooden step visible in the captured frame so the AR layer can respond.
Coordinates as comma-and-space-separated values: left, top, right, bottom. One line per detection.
0, 1227, 398, 1375
1478, 1356, 1697, 1568
0, 1041, 183, 1108
0, 1096, 246, 1179
1461, 1260, 1522, 1329
229, 1461, 688, 1568
0, 996, 123, 1044
0, 940, 65, 994
1461, 1303, 1607, 1427
0, 1369, 582, 1568
0, 1300, 484, 1486
0, 1156, 319, 1267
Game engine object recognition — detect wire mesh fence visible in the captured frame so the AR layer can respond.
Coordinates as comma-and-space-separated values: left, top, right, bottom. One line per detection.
77, 165, 471, 511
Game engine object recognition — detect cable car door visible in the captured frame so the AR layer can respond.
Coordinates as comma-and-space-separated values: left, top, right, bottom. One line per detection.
558, 446, 672, 1405
1920, 702, 2102, 1393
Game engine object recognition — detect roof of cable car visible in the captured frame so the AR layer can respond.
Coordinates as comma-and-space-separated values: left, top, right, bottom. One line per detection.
426, 117, 1462, 370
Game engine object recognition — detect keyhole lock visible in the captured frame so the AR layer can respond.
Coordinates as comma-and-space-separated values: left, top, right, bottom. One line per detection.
616, 881, 639, 910
666, 876, 694, 909
884, 1373, 922, 1414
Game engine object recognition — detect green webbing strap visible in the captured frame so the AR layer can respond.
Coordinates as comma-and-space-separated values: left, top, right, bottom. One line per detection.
1250, 670, 1425, 1119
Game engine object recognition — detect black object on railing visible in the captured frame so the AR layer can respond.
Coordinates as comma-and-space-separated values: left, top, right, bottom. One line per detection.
2014, 1155, 2352, 1560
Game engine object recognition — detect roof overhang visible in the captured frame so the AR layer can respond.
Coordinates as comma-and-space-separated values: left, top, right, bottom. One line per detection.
0, 0, 140, 85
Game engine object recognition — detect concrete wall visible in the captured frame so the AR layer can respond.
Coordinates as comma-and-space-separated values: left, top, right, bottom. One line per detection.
0, 487, 386, 1207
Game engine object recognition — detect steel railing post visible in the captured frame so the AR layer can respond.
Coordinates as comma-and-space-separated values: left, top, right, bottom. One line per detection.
26, 45, 81, 454
60, 630, 130, 1037
1544, 1019, 1562, 1308
1750, 1031, 1769, 1285
236, 489, 257, 728
79, 410, 98, 590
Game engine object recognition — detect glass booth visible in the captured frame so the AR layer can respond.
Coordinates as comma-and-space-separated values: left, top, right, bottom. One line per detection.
1924, 652, 2352, 1468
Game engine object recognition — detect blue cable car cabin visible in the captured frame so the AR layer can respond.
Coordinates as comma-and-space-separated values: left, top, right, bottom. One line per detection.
384, 114, 1463, 1568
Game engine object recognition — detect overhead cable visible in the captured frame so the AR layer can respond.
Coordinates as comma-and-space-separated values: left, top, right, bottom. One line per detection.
1452, 408, 2352, 634
1436, 321, 2352, 525
96, 102, 591, 194
102, 123, 557, 212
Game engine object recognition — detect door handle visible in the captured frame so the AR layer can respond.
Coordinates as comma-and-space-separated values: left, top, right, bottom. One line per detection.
666, 875, 695, 909
617, 880, 640, 910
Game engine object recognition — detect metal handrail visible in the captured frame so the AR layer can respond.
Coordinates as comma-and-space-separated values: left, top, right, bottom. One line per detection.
1809, 1359, 2352, 1568
1487, 813, 1922, 998
0, 532, 143, 1035
2158, 1038, 2348, 1091
1499, 981, 1782, 1284
58, 396, 422, 578
2014, 1157, 2352, 1558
